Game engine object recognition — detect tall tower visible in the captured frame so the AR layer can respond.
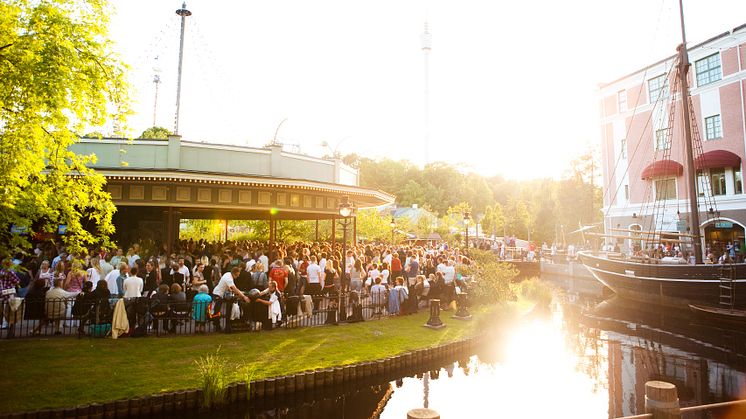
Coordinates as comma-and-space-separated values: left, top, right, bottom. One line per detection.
152, 56, 162, 127
421, 22, 432, 166
174, 2, 192, 135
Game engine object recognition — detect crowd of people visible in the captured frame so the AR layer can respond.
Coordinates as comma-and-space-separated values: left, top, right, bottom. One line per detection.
0, 238, 473, 338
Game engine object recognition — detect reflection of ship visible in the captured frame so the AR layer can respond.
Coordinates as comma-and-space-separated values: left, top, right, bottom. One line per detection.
579, 297, 746, 418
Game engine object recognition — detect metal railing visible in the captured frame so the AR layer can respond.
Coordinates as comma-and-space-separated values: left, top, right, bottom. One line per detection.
0, 288, 440, 339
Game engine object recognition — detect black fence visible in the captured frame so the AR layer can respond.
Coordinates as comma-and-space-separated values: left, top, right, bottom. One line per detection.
0, 288, 442, 339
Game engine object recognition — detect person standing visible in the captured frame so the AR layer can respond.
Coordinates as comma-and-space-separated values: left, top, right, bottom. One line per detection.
211, 267, 250, 332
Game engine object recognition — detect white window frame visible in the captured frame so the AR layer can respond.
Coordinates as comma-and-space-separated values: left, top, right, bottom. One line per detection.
618, 89, 627, 112
655, 128, 670, 151
654, 177, 677, 201
695, 53, 722, 87
648, 74, 668, 104
704, 114, 722, 140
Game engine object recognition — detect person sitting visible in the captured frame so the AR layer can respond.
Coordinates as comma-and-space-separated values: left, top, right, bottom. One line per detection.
26, 279, 48, 335
43, 278, 72, 335
192, 285, 212, 333
72, 281, 95, 336
150, 284, 170, 334
168, 283, 188, 333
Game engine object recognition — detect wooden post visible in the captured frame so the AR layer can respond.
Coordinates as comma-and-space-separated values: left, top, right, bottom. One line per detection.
224, 219, 229, 241
645, 381, 681, 419
407, 408, 440, 419
353, 216, 357, 244
315, 219, 319, 241
424, 299, 445, 329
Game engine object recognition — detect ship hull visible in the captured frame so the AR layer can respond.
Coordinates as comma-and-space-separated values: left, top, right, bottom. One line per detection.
578, 251, 746, 309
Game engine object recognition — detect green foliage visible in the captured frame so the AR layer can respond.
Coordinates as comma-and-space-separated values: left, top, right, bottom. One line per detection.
138, 126, 172, 140
358, 153, 601, 244
0, 0, 130, 259
356, 208, 412, 242
516, 278, 553, 308
467, 249, 517, 304
194, 348, 228, 408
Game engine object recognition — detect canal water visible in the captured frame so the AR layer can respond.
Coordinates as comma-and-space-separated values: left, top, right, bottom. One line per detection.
244, 275, 746, 418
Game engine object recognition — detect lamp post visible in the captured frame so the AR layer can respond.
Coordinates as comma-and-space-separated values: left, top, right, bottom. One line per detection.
338, 196, 355, 321
390, 217, 396, 244
463, 211, 471, 255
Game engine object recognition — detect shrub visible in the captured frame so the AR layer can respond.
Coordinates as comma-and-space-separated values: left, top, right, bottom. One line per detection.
466, 249, 517, 304
516, 277, 552, 307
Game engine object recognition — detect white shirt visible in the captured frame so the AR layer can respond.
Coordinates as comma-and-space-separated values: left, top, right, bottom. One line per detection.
87, 268, 101, 289
319, 258, 327, 273
259, 255, 269, 272
104, 269, 120, 295
383, 253, 393, 265
213, 272, 235, 297
306, 263, 322, 284
245, 259, 256, 271
368, 269, 380, 282
129, 254, 140, 268
123, 276, 143, 298
381, 269, 390, 284
171, 265, 190, 283
442, 265, 456, 284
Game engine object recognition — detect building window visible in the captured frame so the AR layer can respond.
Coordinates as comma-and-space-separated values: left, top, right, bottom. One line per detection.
655, 128, 670, 150
655, 178, 677, 201
735, 166, 743, 194
695, 53, 722, 87
710, 168, 726, 195
620, 139, 627, 159
704, 115, 722, 140
648, 74, 668, 103
618, 90, 627, 112
624, 184, 630, 200
697, 170, 707, 197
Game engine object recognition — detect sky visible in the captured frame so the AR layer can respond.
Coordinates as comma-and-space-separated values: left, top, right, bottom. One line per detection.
107, 0, 746, 180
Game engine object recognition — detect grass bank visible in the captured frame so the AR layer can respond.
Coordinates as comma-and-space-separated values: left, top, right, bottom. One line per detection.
0, 304, 506, 413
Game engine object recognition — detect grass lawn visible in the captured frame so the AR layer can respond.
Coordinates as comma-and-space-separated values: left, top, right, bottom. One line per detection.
0, 303, 507, 413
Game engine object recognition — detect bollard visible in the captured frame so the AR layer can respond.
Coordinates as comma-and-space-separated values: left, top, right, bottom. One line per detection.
645, 381, 681, 419
453, 292, 472, 319
424, 299, 445, 329
407, 408, 440, 419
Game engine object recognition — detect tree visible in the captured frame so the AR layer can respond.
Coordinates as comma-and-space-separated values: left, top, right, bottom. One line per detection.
481, 203, 505, 237
0, 0, 130, 259
138, 126, 172, 140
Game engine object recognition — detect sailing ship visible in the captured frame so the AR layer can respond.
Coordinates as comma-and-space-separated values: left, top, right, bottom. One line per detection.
578, 1, 746, 313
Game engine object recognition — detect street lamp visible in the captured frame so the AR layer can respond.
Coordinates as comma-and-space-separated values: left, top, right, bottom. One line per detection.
390, 217, 396, 244
337, 196, 355, 320
463, 211, 471, 254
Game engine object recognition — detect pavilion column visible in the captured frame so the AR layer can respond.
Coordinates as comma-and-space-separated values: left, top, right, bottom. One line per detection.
269, 215, 275, 248
353, 216, 357, 245
165, 207, 174, 254
224, 219, 229, 242
315, 219, 319, 241
332, 217, 336, 246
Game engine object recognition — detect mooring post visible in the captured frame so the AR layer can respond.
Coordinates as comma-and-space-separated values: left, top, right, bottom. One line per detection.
407, 408, 440, 419
453, 292, 471, 319
645, 381, 681, 419
424, 299, 445, 329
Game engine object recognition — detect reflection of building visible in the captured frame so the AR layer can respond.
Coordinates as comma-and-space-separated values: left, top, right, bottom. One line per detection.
71, 137, 394, 248
606, 333, 746, 418
599, 24, 746, 254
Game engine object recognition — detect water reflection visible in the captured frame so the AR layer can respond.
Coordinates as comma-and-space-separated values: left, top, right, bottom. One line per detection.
243, 277, 746, 419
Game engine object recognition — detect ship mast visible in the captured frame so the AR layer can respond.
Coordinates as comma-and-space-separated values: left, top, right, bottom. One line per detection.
677, 0, 703, 264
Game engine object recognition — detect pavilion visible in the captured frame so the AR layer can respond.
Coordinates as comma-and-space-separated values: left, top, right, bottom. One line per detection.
71, 136, 395, 250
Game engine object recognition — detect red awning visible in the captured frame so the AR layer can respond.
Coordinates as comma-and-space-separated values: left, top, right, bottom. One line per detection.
641, 160, 684, 179
695, 150, 741, 169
